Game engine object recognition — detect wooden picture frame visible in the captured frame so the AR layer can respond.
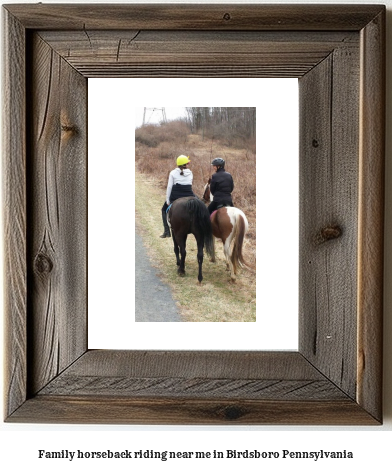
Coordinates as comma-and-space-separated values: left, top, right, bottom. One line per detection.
3, 4, 385, 424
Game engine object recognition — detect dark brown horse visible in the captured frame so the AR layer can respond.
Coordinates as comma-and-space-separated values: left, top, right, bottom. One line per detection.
202, 181, 254, 282
167, 196, 215, 283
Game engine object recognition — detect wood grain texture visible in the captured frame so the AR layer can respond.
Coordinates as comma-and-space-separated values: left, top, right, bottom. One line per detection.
299, 41, 360, 399
38, 351, 347, 401
58, 350, 332, 379
27, 33, 87, 395
39, 377, 347, 400
38, 30, 358, 78
8, 351, 378, 424
2, 9, 27, 419
357, 9, 385, 422
9, 396, 378, 425
4, 4, 384, 31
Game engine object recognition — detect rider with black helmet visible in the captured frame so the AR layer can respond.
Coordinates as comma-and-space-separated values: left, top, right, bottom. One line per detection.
208, 157, 234, 215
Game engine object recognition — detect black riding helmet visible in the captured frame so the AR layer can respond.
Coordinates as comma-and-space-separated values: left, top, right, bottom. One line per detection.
211, 157, 225, 167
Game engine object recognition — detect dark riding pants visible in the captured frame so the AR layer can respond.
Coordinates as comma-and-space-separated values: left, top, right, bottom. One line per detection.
207, 199, 233, 215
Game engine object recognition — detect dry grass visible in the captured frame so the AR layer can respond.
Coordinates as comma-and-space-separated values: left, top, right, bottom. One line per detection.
135, 173, 256, 322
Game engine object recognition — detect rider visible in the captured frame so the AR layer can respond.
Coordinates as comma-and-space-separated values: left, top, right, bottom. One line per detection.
160, 155, 195, 238
207, 157, 234, 215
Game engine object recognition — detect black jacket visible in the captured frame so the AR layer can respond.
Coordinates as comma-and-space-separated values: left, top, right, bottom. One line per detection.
210, 168, 234, 203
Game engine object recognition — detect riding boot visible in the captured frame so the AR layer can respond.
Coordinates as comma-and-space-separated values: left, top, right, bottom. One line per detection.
160, 209, 171, 238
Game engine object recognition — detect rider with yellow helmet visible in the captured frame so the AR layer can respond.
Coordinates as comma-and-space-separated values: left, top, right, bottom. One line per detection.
160, 155, 195, 238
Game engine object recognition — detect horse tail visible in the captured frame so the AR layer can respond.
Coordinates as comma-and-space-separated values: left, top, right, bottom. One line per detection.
186, 198, 215, 260
231, 213, 255, 274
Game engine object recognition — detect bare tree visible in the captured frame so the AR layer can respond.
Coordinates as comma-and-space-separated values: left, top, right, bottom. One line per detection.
185, 107, 255, 146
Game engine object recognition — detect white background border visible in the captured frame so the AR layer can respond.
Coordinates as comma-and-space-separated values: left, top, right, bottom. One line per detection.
0, 2, 390, 472
88, 78, 299, 350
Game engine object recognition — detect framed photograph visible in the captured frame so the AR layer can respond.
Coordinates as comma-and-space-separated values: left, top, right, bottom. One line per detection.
3, 4, 384, 424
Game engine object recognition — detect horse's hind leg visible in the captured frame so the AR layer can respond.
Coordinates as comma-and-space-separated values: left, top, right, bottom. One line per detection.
209, 235, 216, 262
172, 234, 181, 267
196, 238, 204, 283
223, 238, 236, 282
177, 234, 187, 276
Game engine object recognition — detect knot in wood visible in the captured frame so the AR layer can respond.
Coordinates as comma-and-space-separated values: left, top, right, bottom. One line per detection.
223, 405, 244, 420
34, 252, 53, 274
223, 13, 231, 21
61, 124, 77, 134
316, 225, 342, 244
312, 139, 319, 148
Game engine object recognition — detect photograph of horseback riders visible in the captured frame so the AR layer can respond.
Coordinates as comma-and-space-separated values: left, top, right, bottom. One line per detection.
135, 107, 257, 323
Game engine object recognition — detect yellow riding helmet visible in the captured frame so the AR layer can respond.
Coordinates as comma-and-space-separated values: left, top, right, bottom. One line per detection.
177, 155, 191, 167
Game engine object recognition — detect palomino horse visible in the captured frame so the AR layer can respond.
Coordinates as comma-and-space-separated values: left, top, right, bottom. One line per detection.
167, 196, 215, 283
202, 181, 254, 282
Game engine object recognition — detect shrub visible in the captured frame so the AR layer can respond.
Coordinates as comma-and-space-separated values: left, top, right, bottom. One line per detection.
135, 120, 190, 148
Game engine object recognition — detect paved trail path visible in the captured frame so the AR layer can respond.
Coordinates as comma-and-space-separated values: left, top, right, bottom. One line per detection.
135, 230, 183, 322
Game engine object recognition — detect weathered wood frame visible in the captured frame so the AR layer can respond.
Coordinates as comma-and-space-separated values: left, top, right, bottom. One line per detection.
3, 4, 385, 424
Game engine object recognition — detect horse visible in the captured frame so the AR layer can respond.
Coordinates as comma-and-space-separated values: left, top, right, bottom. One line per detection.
202, 180, 254, 282
167, 196, 215, 283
